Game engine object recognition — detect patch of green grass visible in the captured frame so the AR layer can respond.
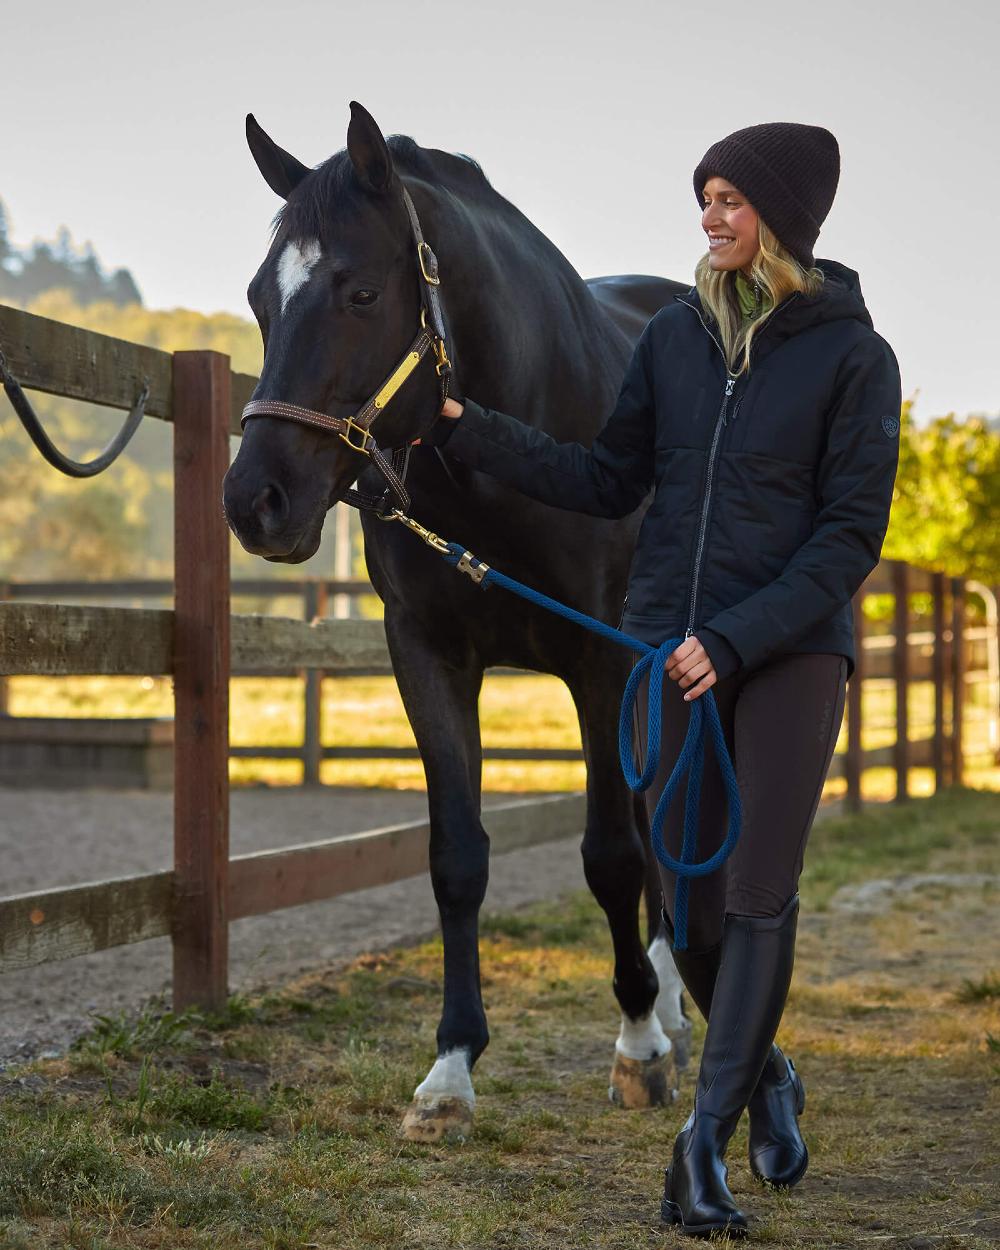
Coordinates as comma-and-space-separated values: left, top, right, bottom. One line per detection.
71, 999, 202, 1060
955, 971, 1000, 1003
145, 1068, 273, 1131
480, 892, 606, 945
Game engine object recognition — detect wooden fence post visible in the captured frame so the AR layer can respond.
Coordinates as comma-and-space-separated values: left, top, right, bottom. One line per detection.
845, 588, 865, 813
950, 577, 965, 787
171, 351, 231, 1012
993, 583, 1000, 766
0, 581, 9, 715
931, 571, 947, 792
302, 578, 328, 786
892, 561, 910, 802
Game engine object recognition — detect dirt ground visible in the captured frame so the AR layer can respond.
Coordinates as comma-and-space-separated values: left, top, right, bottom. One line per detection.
0, 786, 589, 1064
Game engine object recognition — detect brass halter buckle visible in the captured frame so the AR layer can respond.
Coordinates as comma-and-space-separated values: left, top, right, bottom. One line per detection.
418, 241, 441, 285
337, 415, 373, 455
420, 308, 452, 377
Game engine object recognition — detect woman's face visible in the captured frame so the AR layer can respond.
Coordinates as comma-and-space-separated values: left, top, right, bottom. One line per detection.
701, 176, 760, 274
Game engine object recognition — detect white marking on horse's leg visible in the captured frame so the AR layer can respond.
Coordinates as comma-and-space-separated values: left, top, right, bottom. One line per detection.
615, 1010, 671, 1061
413, 1047, 475, 1105
648, 934, 687, 1035
648, 933, 692, 1069
276, 238, 322, 314
402, 1047, 476, 1142
609, 1011, 677, 1108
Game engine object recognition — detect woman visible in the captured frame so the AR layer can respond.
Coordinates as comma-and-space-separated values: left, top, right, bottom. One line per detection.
422, 121, 902, 1237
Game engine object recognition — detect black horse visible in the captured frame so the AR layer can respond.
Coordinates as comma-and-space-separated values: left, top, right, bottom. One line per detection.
223, 101, 689, 1142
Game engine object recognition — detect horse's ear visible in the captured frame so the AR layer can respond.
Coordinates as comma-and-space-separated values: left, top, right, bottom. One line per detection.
246, 113, 311, 200
346, 101, 394, 194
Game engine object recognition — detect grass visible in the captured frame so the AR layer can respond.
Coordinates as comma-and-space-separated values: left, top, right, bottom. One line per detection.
8, 670, 1000, 796
956, 972, 1000, 1003
0, 785, 997, 1247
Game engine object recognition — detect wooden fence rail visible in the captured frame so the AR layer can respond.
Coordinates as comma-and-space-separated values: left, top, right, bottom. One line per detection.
5, 575, 998, 777
0, 301, 997, 1011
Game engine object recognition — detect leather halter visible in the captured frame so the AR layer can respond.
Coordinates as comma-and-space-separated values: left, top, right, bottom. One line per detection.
240, 185, 453, 516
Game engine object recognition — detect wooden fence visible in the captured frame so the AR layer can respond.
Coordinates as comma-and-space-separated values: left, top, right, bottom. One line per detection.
0, 576, 584, 780
0, 302, 996, 1011
0, 304, 587, 1011
5, 570, 998, 788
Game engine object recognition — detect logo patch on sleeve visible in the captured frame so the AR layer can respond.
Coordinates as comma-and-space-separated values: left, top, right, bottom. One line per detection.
881, 414, 900, 438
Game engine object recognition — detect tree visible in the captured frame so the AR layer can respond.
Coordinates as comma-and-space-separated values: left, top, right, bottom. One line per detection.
883, 399, 1000, 580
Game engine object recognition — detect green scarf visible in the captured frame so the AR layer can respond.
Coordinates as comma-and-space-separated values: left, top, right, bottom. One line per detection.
734, 269, 773, 323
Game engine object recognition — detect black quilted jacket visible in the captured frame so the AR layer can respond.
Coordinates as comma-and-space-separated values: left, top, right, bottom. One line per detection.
433, 258, 901, 683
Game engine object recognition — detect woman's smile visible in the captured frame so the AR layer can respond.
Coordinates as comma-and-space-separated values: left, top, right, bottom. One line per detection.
701, 175, 760, 271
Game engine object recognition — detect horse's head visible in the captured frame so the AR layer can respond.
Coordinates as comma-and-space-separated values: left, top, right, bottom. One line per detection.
223, 102, 448, 562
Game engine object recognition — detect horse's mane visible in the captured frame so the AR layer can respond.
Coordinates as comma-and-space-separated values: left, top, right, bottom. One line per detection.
271, 135, 500, 244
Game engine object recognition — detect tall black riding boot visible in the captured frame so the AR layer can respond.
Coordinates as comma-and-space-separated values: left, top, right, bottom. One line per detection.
662, 906, 808, 1189
661, 893, 799, 1237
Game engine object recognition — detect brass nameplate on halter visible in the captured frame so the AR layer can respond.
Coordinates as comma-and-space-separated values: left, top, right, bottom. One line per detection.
373, 351, 422, 410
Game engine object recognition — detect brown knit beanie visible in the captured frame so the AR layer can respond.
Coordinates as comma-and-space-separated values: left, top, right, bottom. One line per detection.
693, 122, 840, 269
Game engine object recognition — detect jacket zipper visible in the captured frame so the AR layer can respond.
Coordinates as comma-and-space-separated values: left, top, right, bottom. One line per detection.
676, 290, 802, 640
676, 295, 738, 640
684, 374, 735, 638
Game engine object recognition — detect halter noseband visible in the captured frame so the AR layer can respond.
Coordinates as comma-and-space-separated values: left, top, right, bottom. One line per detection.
239, 185, 453, 516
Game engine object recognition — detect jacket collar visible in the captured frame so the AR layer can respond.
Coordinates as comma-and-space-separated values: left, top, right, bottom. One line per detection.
673, 258, 874, 365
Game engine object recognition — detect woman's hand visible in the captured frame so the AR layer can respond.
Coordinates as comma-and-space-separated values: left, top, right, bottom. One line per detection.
410, 397, 464, 445
666, 636, 718, 701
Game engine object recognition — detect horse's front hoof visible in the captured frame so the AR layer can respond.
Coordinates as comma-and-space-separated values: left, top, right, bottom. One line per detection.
608, 1050, 678, 1109
400, 1094, 475, 1143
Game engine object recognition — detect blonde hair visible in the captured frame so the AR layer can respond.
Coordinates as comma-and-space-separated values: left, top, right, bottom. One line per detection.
694, 217, 826, 376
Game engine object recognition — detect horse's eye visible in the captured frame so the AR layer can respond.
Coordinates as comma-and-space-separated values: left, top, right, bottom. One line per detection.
351, 288, 379, 307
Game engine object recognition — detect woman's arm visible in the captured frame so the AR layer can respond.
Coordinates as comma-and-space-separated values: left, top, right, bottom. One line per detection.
696, 333, 902, 673
421, 322, 658, 519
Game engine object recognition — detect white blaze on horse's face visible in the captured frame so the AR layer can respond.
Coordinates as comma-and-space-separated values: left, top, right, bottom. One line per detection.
276, 238, 322, 315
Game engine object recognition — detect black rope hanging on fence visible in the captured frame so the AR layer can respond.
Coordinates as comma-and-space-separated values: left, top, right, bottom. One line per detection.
0, 344, 149, 478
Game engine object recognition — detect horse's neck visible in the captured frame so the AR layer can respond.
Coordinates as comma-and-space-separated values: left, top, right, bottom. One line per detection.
420, 182, 626, 426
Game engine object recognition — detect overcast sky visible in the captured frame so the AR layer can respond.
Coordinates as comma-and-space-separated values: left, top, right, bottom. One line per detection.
3, 0, 996, 424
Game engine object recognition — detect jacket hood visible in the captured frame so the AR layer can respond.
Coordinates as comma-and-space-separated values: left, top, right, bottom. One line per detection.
676, 257, 874, 350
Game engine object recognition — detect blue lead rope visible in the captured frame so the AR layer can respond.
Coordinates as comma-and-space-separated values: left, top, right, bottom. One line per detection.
434, 539, 742, 952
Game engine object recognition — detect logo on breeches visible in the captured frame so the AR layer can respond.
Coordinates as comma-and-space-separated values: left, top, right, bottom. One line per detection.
818, 697, 832, 744
881, 414, 900, 438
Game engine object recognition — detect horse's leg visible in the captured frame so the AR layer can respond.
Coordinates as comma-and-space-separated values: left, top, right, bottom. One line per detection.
630, 677, 692, 1069
568, 659, 680, 1108
383, 606, 488, 1144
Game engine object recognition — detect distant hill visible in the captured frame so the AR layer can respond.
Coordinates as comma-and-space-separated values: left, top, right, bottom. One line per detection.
0, 196, 142, 308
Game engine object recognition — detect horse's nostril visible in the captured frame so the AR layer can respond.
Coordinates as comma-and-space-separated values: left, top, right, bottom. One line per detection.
251, 482, 290, 534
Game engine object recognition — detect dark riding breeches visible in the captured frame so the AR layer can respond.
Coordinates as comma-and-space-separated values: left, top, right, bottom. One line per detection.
634, 650, 848, 951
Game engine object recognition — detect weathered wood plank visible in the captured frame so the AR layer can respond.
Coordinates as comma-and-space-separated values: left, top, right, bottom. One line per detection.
228, 794, 587, 919
231, 615, 391, 673
0, 604, 392, 675
0, 873, 173, 971
171, 351, 231, 1012
5, 578, 374, 600
0, 303, 256, 435
0, 602, 173, 675
0, 795, 587, 970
